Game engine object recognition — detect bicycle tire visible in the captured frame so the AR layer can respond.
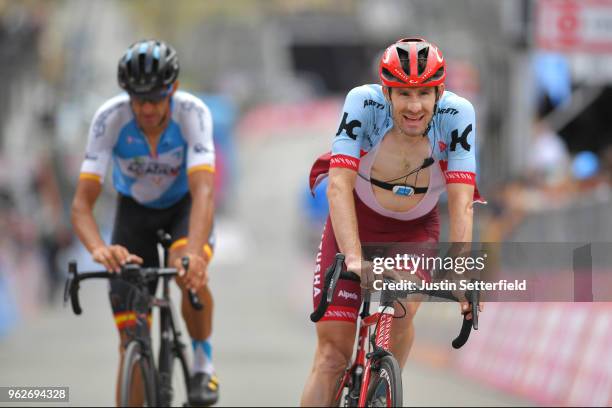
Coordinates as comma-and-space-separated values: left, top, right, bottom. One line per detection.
158, 347, 191, 406
173, 344, 192, 406
365, 355, 402, 407
120, 340, 157, 407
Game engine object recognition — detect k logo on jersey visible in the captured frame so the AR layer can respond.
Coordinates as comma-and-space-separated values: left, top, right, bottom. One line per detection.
450, 124, 472, 152
336, 112, 362, 140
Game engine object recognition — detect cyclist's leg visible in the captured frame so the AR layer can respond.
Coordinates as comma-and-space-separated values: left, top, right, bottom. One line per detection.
302, 321, 357, 406
383, 208, 440, 369
110, 280, 157, 406
167, 194, 218, 405
109, 195, 159, 406
389, 298, 423, 368
302, 218, 361, 407
167, 194, 215, 345
169, 243, 214, 340
170, 244, 218, 400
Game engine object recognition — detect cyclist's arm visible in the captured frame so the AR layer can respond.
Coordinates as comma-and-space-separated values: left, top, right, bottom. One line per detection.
447, 183, 474, 242
73, 98, 122, 252
441, 96, 484, 316
442, 96, 477, 243
185, 169, 214, 260
327, 86, 372, 271
180, 94, 216, 261
448, 182, 483, 318
71, 178, 105, 252
327, 167, 361, 270
71, 178, 142, 273
72, 96, 138, 271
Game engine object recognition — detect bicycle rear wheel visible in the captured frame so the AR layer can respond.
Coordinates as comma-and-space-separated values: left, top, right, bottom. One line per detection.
365, 355, 402, 407
120, 340, 157, 407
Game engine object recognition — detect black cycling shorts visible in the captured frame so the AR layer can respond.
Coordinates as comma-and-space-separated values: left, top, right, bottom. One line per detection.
108, 193, 215, 329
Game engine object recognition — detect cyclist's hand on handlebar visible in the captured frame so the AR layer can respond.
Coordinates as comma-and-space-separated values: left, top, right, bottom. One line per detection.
346, 259, 408, 290
176, 253, 208, 291
460, 300, 484, 321
92, 245, 143, 273
345, 259, 377, 290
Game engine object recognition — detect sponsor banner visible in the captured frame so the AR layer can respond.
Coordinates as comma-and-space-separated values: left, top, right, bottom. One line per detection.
536, 0, 612, 53
455, 302, 612, 406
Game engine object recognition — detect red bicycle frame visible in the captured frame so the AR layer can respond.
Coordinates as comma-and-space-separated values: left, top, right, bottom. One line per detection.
334, 298, 396, 406
313, 253, 477, 407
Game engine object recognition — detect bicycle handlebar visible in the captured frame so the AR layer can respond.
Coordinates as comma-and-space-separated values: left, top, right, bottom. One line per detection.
64, 256, 203, 315
310, 253, 480, 349
451, 285, 479, 349
309, 254, 360, 322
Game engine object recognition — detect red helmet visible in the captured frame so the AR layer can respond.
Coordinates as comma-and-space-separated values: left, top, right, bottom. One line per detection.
379, 38, 446, 87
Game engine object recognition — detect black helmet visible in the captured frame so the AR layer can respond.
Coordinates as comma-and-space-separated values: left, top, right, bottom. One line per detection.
118, 39, 179, 95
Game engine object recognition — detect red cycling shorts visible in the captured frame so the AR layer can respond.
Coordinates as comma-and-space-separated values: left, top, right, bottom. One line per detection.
312, 192, 440, 323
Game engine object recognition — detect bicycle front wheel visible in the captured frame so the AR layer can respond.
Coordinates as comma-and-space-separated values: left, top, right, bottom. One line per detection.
365, 355, 402, 407
120, 340, 157, 407
170, 344, 191, 406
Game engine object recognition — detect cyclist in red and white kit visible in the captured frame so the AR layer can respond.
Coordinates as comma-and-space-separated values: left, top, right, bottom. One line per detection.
301, 37, 485, 406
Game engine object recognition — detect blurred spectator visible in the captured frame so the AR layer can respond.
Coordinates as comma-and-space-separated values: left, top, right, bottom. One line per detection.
0, 154, 45, 322
526, 118, 571, 192
299, 177, 329, 253
570, 150, 610, 200
533, 52, 572, 115
0, 184, 19, 337
32, 110, 74, 305
572, 150, 599, 183
601, 144, 612, 185
480, 178, 527, 243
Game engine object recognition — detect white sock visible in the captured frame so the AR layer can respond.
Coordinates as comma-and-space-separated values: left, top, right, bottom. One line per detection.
192, 339, 214, 375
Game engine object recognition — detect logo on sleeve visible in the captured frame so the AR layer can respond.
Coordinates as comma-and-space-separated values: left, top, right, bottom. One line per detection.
438, 141, 447, 152
450, 124, 472, 152
180, 101, 207, 132
93, 103, 124, 138
363, 99, 384, 109
194, 143, 210, 154
438, 107, 459, 115
336, 112, 362, 140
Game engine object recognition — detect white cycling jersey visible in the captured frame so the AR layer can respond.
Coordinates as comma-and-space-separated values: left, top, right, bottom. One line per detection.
80, 91, 215, 209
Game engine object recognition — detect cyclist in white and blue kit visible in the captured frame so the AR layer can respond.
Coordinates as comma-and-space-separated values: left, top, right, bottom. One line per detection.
71, 39, 219, 406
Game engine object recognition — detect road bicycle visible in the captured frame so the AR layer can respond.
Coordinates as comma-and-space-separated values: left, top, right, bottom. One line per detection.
64, 230, 203, 407
311, 253, 480, 407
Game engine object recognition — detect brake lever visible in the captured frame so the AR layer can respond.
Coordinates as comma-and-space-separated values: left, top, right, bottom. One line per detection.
469, 285, 479, 330
181, 256, 203, 311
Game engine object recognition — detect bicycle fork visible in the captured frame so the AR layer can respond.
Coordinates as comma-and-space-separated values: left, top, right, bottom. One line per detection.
358, 305, 395, 406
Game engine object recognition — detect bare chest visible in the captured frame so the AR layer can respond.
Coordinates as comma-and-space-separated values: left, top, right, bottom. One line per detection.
371, 133, 432, 182
367, 132, 433, 212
